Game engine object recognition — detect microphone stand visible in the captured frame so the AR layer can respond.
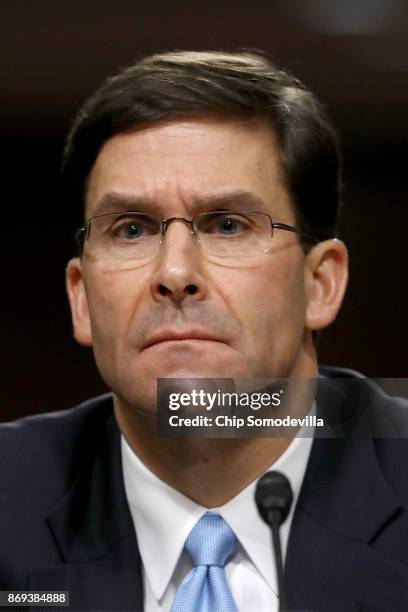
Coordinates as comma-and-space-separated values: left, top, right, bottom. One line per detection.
269, 511, 288, 612
255, 472, 293, 612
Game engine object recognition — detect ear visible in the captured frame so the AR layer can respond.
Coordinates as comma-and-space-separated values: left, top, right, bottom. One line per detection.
66, 258, 93, 346
304, 239, 348, 331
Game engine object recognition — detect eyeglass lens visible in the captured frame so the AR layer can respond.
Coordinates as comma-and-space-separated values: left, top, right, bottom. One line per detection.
85, 211, 274, 263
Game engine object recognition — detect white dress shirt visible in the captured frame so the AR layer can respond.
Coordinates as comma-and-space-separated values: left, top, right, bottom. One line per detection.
121, 433, 313, 612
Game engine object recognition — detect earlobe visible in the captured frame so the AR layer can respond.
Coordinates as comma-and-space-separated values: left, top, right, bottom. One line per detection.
66, 258, 93, 346
304, 239, 348, 331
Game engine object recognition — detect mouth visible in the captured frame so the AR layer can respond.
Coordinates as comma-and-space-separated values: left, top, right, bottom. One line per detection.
143, 328, 225, 350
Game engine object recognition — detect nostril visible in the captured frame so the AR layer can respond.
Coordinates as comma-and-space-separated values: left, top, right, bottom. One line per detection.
186, 284, 198, 295
157, 283, 198, 297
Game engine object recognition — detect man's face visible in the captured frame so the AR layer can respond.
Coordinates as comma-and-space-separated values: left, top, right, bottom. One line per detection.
67, 117, 323, 412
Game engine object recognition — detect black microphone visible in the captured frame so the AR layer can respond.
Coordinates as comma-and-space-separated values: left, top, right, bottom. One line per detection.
255, 471, 293, 612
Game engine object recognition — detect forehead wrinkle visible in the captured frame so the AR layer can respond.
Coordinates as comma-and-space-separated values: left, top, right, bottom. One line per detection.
190, 190, 266, 213
86, 118, 292, 221
162, 180, 268, 215
88, 187, 269, 221
88, 192, 160, 218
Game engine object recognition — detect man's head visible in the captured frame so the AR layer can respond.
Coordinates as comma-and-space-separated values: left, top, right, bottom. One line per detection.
65, 50, 348, 414
63, 50, 342, 243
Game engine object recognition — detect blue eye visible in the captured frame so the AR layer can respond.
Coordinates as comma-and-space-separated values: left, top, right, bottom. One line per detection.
218, 217, 239, 234
109, 215, 160, 241
122, 222, 144, 239
198, 213, 251, 238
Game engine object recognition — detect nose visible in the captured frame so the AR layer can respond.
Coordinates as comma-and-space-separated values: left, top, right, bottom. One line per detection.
150, 219, 208, 305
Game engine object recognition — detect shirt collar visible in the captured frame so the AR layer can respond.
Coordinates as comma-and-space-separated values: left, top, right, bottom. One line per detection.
218, 433, 313, 591
121, 437, 206, 600
121, 431, 313, 601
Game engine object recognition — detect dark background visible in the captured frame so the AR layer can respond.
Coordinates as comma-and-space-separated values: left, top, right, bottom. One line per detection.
2, 0, 407, 421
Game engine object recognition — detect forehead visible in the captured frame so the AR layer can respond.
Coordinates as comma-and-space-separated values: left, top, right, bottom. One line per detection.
85, 116, 293, 220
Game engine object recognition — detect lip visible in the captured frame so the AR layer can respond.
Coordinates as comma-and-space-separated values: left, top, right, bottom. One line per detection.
143, 328, 225, 349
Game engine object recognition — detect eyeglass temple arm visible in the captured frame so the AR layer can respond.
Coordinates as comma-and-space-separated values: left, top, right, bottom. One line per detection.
272, 222, 321, 244
75, 227, 87, 250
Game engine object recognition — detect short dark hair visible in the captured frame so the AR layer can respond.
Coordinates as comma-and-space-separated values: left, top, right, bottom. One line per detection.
62, 49, 342, 243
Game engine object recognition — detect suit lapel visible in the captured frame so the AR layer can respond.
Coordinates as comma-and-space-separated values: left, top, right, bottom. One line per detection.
26, 377, 408, 611
285, 376, 408, 612
28, 410, 144, 611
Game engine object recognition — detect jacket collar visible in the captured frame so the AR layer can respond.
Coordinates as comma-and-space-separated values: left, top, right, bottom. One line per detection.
307, 373, 400, 542
46, 408, 133, 562
29, 401, 144, 611
285, 374, 408, 612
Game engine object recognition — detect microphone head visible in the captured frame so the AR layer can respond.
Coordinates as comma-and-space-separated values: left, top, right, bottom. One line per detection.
255, 471, 293, 527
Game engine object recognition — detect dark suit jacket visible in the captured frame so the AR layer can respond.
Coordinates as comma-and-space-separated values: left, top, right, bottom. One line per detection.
1, 367, 408, 612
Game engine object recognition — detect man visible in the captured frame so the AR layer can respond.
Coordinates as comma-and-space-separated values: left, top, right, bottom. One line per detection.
1, 50, 408, 612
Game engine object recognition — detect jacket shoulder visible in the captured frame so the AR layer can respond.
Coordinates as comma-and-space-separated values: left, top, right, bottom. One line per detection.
0, 394, 114, 503
318, 365, 408, 433
0, 396, 116, 588
318, 366, 408, 505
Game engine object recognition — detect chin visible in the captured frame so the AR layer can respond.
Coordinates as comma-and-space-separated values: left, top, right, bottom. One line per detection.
114, 382, 158, 418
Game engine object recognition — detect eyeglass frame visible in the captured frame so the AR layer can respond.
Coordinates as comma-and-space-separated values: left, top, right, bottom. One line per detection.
75, 209, 323, 257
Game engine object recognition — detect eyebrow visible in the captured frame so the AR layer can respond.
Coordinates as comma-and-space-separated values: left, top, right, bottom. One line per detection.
88, 189, 267, 219
89, 193, 157, 218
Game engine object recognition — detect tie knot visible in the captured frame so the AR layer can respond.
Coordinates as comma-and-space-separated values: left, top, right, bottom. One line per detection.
184, 512, 237, 568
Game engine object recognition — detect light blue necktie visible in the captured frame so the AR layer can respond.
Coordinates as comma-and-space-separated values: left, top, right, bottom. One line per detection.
171, 512, 238, 612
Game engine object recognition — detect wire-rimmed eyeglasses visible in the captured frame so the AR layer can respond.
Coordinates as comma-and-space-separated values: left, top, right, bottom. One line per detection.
76, 210, 320, 267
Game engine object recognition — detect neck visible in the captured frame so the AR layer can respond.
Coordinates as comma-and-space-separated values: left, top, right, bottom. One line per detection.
117, 409, 293, 506
115, 347, 317, 507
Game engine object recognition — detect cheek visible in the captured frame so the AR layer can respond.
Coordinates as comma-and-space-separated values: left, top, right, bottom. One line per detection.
85, 267, 146, 355
228, 258, 306, 347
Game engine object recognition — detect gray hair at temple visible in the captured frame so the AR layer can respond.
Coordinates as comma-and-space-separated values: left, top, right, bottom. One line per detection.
62, 49, 342, 246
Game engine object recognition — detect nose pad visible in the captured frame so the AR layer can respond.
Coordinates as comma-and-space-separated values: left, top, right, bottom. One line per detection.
160, 217, 197, 252
160, 217, 196, 243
